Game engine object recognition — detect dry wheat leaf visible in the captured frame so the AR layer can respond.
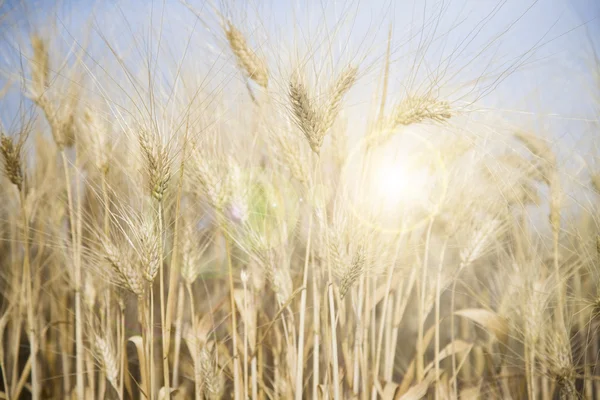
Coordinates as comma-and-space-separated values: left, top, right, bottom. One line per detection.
455, 308, 508, 345
398, 370, 439, 400
460, 382, 482, 400
128, 336, 148, 394
424, 340, 473, 375
399, 324, 436, 394
381, 381, 400, 399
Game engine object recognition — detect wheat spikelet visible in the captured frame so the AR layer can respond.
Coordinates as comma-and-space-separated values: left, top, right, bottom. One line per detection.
82, 276, 97, 311
339, 246, 366, 298
321, 66, 358, 134
60, 93, 78, 148
250, 243, 291, 304
514, 132, 556, 186
198, 345, 224, 400
181, 225, 201, 285
103, 240, 145, 297
225, 22, 268, 88
83, 108, 109, 172
368, 95, 451, 146
390, 96, 451, 127
328, 232, 345, 275
272, 264, 293, 305
459, 219, 500, 270
31, 84, 76, 149
289, 78, 323, 154
518, 279, 548, 345
139, 213, 160, 282
0, 134, 24, 191
289, 68, 357, 155
514, 132, 555, 164
138, 130, 170, 201
181, 222, 211, 285
224, 160, 249, 224
29, 35, 79, 149
546, 331, 576, 400
191, 148, 228, 211
497, 153, 545, 182
272, 131, 308, 183
185, 331, 224, 400
549, 172, 562, 235
95, 335, 119, 391
30, 35, 50, 97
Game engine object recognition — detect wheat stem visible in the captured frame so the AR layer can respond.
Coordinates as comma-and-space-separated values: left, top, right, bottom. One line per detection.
224, 228, 241, 400
416, 217, 435, 383
60, 150, 84, 399
295, 212, 312, 400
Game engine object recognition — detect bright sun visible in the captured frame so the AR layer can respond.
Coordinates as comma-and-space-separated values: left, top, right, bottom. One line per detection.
342, 134, 446, 233
371, 153, 428, 211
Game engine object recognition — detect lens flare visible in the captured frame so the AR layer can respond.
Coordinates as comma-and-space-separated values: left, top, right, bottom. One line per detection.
341, 132, 448, 234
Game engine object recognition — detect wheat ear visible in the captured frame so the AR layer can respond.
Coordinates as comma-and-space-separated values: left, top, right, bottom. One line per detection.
225, 22, 269, 88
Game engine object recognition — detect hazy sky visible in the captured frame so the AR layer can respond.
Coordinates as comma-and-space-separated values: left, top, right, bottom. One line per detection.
0, 0, 598, 166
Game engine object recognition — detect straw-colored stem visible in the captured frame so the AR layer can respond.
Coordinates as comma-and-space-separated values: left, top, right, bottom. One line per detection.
185, 283, 201, 400
165, 132, 188, 389
172, 285, 184, 388
434, 240, 448, 400
251, 347, 258, 400
353, 275, 365, 394
157, 201, 171, 391
119, 306, 125, 400
150, 285, 155, 398
525, 340, 537, 400
312, 261, 321, 400
224, 230, 241, 400
138, 295, 151, 399
60, 150, 84, 399
372, 236, 403, 400
60, 295, 71, 396
18, 189, 38, 400
450, 278, 459, 398
295, 213, 313, 400
416, 217, 435, 383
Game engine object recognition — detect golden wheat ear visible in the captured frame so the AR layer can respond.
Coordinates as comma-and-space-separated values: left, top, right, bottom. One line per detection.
289, 77, 323, 154
225, 22, 269, 88
289, 67, 357, 155
0, 134, 24, 191
30, 35, 50, 97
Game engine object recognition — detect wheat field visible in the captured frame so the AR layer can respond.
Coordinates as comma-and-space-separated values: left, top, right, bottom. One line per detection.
0, 0, 599, 399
